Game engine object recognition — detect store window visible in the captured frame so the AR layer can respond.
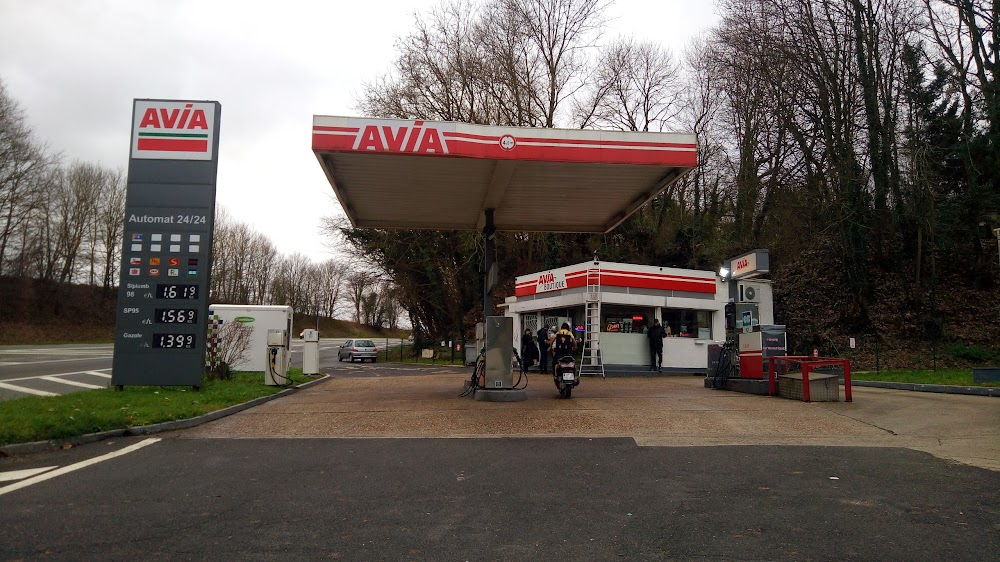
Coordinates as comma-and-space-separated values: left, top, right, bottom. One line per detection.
662, 309, 713, 339
601, 305, 653, 334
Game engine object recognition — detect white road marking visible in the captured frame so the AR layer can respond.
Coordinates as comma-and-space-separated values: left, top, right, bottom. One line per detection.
0, 466, 58, 483
1, 350, 111, 355
0, 356, 111, 367
0, 348, 112, 355
0, 362, 23, 366
0, 382, 57, 396
84, 371, 112, 378
40, 376, 103, 389
0, 438, 161, 497
3, 368, 112, 383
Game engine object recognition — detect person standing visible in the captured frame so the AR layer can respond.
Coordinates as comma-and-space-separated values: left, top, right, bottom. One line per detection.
537, 324, 550, 374
647, 318, 666, 372
521, 328, 537, 369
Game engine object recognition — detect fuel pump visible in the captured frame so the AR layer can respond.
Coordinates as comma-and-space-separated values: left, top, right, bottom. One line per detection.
265, 328, 290, 386
301, 328, 320, 375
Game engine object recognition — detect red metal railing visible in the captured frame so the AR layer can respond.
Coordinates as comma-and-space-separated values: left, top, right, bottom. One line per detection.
767, 356, 852, 403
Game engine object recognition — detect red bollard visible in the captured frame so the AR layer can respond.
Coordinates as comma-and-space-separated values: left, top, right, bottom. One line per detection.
844, 361, 852, 402
768, 357, 777, 396
802, 364, 812, 403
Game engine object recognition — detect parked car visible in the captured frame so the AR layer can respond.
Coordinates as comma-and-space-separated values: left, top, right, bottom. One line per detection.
338, 339, 378, 363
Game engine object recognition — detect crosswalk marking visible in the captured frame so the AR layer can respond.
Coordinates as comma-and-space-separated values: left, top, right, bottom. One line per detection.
40, 376, 103, 389
0, 382, 57, 396
0, 467, 58, 483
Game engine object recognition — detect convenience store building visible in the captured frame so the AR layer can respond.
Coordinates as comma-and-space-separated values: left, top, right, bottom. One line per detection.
503, 260, 774, 371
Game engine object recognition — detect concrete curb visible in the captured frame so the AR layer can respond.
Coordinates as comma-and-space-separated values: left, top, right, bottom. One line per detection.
849, 379, 1000, 397
0, 374, 331, 456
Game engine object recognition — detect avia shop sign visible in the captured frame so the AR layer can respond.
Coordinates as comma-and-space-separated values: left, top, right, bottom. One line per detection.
536, 270, 567, 294
131, 100, 216, 161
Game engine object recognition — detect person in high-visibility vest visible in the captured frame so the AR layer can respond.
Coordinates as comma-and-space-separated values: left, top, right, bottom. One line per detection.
550, 323, 577, 360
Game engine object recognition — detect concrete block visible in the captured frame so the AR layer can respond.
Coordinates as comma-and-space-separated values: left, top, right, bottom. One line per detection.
778, 373, 840, 402
973, 368, 1000, 383
703, 376, 771, 395
473, 389, 528, 402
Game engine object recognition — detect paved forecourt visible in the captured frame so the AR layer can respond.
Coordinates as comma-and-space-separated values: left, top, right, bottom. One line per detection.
2, 367, 998, 559
184, 368, 1000, 472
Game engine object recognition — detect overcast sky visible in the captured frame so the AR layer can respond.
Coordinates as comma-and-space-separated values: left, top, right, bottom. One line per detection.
0, 0, 718, 262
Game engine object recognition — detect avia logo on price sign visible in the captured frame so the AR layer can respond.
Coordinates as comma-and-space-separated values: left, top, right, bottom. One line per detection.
731, 249, 768, 280
536, 271, 567, 293
353, 121, 449, 154
131, 100, 216, 160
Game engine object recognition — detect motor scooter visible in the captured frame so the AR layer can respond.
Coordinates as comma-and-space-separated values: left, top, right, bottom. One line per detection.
553, 354, 579, 398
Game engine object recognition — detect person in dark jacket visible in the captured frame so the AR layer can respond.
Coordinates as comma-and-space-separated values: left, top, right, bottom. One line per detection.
521, 328, 537, 369
647, 318, 666, 372
537, 324, 550, 373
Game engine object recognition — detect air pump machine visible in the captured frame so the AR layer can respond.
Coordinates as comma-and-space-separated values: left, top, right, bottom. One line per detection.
265, 329, 291, 386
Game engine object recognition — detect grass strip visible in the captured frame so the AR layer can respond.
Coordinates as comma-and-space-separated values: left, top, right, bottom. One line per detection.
0, 370, 311, 446
851, 369, 1000, 387
375, 343, 467, 366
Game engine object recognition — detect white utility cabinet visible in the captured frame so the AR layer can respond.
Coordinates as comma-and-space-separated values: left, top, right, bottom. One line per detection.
208, 304, 294, 372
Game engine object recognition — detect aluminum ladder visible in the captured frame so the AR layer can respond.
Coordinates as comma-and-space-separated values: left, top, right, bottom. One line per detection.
579, 267, 605, 378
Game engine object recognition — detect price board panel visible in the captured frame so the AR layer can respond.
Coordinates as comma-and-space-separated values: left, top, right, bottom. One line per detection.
112, 100, 221, 387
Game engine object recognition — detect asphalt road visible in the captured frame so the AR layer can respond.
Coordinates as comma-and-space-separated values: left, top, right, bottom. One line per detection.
0, 345, 113, 401
1, 435, 998, 560
0, 339, 411, 401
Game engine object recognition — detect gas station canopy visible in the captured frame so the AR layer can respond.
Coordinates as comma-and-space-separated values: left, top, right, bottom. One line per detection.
312, 117, 697, 233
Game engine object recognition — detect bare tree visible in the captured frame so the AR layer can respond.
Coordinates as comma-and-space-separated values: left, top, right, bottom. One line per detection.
206, 321, 254, 380
318, 259, 349, 318
359, 0, 488, 122
48, 162, 102, 283
501, 0, 609, 126
246, 231, 278, 304
678, 38, 728, 216
346, 269, 380, 324
360, 0, 608, 129
98, 169, 125, 291
574, 37, 683, 132
0, 79, 51, 275
923, 0, 999, 278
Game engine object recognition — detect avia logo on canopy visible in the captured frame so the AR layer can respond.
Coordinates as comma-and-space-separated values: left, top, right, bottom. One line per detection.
131, 100, 216, 161
353, 121, 449, 154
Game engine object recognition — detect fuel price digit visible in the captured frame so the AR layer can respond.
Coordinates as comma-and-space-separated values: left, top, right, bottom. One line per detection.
155, 308, 198, 324
153, 333, 196, 349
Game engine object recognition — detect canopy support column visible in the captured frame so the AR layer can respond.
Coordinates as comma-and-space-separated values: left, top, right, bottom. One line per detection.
483, 208, 497, 316
476, 208, 526, 401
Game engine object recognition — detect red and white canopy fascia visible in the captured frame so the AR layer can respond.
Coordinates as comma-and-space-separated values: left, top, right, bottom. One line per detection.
312, 116, 697, 233
515, 261, 718, 298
